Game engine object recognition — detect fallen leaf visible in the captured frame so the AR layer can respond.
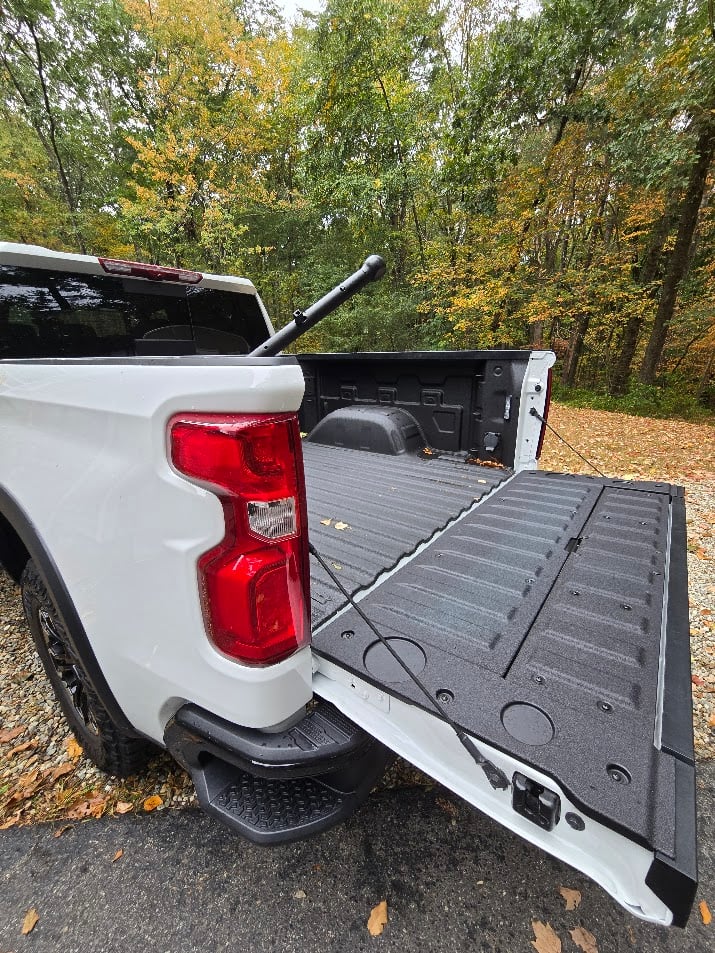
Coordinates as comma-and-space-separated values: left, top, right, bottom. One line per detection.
332, 563, 342, 570
66, 737, 83, 759
531, 920, 562, 953
21, 908, 39, 935
115, 801, 133, 815
0, 726, 25, 743
701, 900, 712, 925
334, 521, 350, 531
53, 825, 72, 838
570, 926, 598, 953
7, 740, 38, 757
0, 813, 21, 830
293, 889, 306, 899
435, 796, 459, 818
18, 768, 39, 786
626, 925, 636, 946
320, 518, 332, 526
143, 795, 163, 812
50, 763, 74, 782
66, 794, 107, 819
367, 900, 388, 937
709, 712, 715, 728
112, 849, 123, 863
559, 886, 582, 910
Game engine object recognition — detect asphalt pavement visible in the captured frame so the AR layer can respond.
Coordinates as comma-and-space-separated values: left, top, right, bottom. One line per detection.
1, 762, 713, 953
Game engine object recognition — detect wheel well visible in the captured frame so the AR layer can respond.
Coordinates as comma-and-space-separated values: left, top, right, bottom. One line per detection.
0, 511, 30, 583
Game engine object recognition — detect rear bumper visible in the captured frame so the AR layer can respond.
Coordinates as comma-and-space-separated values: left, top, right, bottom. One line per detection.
164, 700, 393, 844
164, 699, 377, 779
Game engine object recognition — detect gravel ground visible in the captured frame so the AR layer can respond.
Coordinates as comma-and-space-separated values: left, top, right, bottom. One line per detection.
0, 403, 713, 826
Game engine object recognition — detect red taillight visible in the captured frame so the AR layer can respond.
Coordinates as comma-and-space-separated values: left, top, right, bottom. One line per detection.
170, 413, 310, 665
99, 257, 203, 284
535, 368, 553, 460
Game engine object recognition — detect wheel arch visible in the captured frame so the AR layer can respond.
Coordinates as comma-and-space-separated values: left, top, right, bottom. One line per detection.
0, 483, 139, 737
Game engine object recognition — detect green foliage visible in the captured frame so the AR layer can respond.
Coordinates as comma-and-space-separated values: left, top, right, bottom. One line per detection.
553, 380, 713, 421
0, 0, 712, 399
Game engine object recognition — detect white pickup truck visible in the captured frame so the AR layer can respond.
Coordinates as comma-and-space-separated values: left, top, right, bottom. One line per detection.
0, 242, 697, 927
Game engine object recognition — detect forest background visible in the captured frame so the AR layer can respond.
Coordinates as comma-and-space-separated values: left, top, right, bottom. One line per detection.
1, 0, 714, 418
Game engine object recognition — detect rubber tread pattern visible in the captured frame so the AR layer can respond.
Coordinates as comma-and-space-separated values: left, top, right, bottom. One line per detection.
214, 774, 344, 833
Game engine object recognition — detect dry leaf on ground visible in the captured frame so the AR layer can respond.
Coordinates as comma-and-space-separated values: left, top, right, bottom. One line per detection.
112, 849, 123, 863
115, 801, 133, 815
293, 889, 306, 900
559, 886, 582, 910
143, 794, 163, 812
53, 825, 72, 838
570, 926, 598, 953
367, 900, 388, 937
319, 518, 332, 526
334, 521, 350, 531
7, 739, 38, 757
66, 794, 106, 819
0, 726, 25, 743
531, 920, 562, 953
50, 763, 74, 782
66, 737, 83, 759
435, 796, 459, 818
21, 908, 39, 935
0, 812, 20, 830
701, 900, 712, 925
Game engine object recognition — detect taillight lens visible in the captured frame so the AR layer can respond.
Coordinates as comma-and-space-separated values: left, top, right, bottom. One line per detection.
535, 368, 553, 460
170, 413, 310, 665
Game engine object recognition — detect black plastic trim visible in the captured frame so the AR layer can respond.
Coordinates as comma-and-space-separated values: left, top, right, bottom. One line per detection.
645, 758, 698, 927
164, 701, 374, 780
0, 484, 138, 736
297, 350, 535, 361
661, 494, 695, 763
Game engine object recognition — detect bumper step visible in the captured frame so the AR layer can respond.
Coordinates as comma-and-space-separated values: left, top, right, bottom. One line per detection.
165, 700, 392, 844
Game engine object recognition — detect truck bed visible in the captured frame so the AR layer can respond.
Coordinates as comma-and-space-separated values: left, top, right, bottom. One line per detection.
304, 445, 695, 918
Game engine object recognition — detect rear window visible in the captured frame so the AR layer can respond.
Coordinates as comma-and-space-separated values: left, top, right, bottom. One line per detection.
0, 265, 270, 359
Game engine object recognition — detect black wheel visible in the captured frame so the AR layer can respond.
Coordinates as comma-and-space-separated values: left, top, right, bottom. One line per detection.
21, 560, 154, 777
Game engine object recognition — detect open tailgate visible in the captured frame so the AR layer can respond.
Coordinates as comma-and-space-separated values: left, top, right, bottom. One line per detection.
307, 459, 697, 927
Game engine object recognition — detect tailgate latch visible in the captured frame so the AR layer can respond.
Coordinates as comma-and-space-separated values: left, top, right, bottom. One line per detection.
512, 773, 561, 831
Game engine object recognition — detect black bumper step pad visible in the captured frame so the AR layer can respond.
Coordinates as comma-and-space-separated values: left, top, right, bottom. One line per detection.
313, 471, 694, 867
165, 700, 393, 844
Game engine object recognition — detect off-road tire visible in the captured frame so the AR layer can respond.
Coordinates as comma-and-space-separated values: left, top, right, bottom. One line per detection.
20, 560, 154, 777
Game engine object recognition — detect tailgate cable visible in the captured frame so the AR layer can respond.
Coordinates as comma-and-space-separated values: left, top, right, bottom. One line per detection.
529, 408, 606, 477
309, 542, 510, 792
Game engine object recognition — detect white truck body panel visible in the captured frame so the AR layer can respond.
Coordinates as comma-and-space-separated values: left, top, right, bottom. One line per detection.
0, 357, 312, 741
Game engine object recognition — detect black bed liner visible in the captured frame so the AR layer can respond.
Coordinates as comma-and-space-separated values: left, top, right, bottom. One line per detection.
304, 448, 695, 897
304, 442, 509, 627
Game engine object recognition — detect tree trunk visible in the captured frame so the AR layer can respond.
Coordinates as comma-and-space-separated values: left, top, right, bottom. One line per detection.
561, 313, 590, 387
639, 124, 715, 384
529, 320, 544, 348
610, 205, 678, 395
